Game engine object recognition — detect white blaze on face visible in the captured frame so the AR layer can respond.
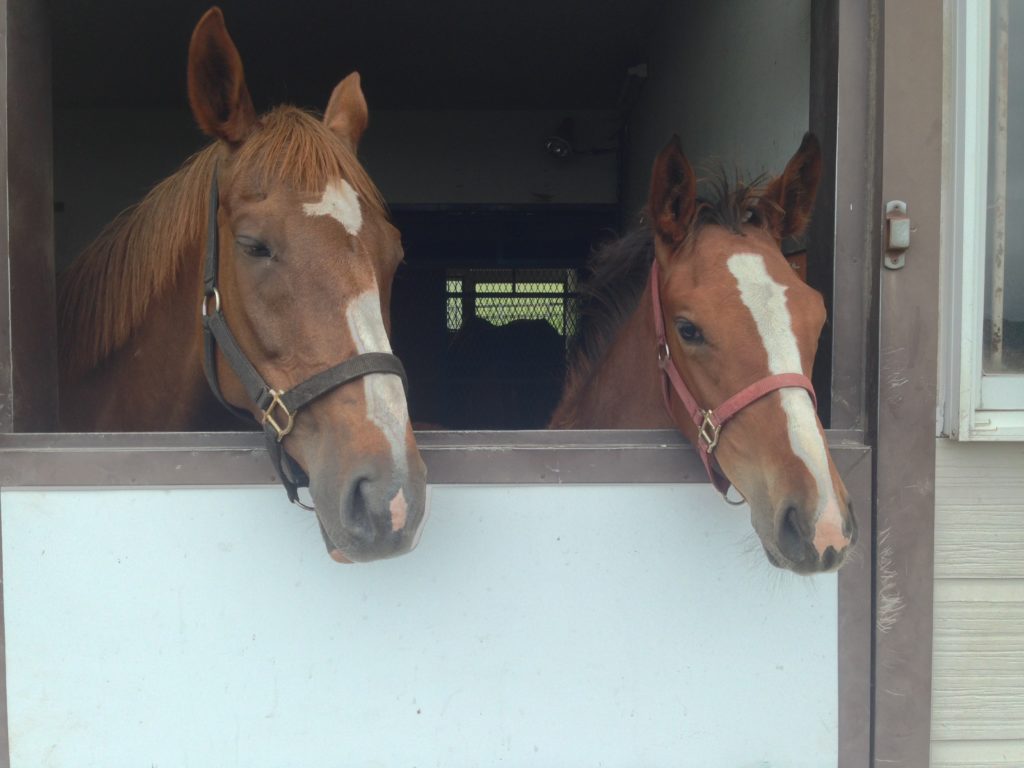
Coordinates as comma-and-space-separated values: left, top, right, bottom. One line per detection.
345, 286, 411, 522
727, 253, 845, 554
303, 179, 363, 236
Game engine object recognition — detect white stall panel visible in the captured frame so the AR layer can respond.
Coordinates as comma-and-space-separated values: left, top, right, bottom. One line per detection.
2, 485, 836, 767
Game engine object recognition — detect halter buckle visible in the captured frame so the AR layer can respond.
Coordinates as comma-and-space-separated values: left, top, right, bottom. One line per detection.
262, 390, 295, 441
697, 409, 722, 454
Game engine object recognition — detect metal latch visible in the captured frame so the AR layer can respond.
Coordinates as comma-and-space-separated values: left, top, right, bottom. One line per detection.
885, 200, 910, 269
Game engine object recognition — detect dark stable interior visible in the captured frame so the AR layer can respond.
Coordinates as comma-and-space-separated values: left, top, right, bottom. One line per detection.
49, 0, 826, 430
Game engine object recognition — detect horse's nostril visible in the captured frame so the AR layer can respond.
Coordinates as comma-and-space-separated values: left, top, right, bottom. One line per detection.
821, 545, 839, 571
340, 477, 377, 540
777, 505, 807, 563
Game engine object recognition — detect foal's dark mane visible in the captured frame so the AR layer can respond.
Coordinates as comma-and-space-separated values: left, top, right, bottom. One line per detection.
58, 106, 386, 375
568, 174, 762, 383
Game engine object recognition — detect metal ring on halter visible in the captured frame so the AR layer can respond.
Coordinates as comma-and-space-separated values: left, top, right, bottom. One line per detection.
290, 485, 315, 511
201, 288, 221, 317
723, 485, 747, 506
656, 341, 671, 366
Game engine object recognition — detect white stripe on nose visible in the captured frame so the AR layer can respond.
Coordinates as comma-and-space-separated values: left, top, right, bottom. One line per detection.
727, 253, 845, 554
345, 286, 410, 485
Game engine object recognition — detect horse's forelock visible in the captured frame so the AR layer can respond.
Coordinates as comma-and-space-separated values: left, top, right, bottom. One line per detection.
233, 107, 387, 216
566, 170, 761, 388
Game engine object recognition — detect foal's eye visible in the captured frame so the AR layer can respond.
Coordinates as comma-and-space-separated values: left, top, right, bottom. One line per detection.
236, 237, 273, 259
675, 318, 705, 345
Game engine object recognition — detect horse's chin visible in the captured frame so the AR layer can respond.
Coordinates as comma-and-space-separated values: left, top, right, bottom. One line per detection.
761, 545, 813, 574
308, 472, 427, 564
757, 534, 846, 575
316, 514, 422, 563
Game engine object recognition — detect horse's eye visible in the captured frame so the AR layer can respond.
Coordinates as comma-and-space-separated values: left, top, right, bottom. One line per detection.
743, 207, 760, 225
675, 318, 705, 345
236, 237, 272, 259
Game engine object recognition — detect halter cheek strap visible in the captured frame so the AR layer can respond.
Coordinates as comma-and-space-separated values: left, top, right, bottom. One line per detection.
649, 260, 817, 498
201, 167, 409, 510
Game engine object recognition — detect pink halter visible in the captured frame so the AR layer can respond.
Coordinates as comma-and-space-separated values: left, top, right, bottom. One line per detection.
650, 259, 817, 497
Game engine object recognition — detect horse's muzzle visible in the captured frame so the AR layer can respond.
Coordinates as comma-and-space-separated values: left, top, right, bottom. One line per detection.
767, 500, 857, 574
313, 456, 428, 563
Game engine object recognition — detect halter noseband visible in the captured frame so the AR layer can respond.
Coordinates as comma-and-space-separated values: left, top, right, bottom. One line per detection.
650, 259, 817, 500
200, 167, 409, 509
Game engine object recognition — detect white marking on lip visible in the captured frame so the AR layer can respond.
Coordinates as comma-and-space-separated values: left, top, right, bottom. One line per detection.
345, 286, 410, 488
727, 253, 844, 552
389, 488, 408, 532
303, 179, 362, 236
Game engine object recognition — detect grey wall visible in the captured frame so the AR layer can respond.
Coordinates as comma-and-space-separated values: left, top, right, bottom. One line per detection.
55, 3, 815, 270
53, 108, 619, 269
361, 110, 619, 206
624, 0, 812, 218
55, 2, 815, 266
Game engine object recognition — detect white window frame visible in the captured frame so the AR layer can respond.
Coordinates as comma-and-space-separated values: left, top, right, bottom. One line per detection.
944, 0, 1024, 440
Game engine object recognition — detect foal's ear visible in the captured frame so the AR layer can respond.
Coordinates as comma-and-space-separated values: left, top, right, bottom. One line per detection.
760, 133, 822, 241
325, 72, 369, 151
648, 136, 697, 248
187, 7, 256, 145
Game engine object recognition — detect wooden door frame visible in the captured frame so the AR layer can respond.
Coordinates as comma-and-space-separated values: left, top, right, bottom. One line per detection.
821, 2, 884, 763
873, 0, 943, 765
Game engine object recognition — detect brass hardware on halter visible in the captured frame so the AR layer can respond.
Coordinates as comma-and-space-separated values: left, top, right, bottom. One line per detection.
261, 390, 295, 441
697, 409, 721, 454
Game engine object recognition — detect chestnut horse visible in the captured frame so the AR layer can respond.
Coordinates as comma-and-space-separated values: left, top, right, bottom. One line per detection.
57, 8, 427, 564
550, 135, 856, 574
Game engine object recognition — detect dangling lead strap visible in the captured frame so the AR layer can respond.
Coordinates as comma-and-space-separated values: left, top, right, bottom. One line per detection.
200, 165, 409, 507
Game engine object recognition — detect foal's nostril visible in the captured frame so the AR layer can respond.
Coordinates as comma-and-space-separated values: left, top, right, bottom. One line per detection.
777, 505, 808, 564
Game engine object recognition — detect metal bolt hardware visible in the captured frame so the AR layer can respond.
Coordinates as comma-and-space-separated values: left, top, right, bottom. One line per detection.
885, 200, 910, 269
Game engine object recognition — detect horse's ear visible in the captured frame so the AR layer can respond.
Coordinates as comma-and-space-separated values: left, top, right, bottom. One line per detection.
760, 132, 822, 241
187, 7, 256, 145
324, 72, 369, 151
648, 135, 697, 250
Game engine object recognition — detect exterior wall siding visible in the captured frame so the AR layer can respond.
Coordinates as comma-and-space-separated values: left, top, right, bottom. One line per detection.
932, 439, 1024, 766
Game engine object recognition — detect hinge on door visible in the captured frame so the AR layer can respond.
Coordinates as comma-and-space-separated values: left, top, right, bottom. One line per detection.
885, 200, 910, 269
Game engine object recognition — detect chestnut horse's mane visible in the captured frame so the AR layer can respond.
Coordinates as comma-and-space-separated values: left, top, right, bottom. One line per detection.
567, 174, 763, 387
58, 106, 387, 375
